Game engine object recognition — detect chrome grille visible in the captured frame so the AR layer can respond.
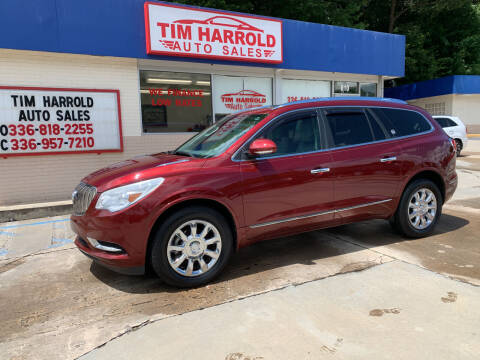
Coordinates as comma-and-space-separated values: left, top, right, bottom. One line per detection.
72, 182, 97, 216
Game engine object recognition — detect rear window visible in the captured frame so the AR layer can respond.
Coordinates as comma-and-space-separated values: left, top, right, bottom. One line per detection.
434, 117, 457, 128
372, 108, 432, 137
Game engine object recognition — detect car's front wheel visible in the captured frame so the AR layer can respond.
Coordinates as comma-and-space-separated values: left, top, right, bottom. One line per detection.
391, 179, 442, 238
150, 206, 233, 287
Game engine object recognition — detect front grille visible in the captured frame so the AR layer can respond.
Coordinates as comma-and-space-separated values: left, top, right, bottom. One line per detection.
72, 182, 97, 216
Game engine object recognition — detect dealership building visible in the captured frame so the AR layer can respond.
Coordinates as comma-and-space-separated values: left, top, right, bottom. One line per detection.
0, 0, 405, 206
385, 75, 480, 133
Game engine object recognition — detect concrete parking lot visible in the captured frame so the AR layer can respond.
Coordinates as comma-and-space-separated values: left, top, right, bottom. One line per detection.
1, 141, 479, 360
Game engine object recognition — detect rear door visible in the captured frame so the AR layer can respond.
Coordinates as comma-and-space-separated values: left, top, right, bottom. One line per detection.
238, 109, 336, 244
320, 107, 403, 223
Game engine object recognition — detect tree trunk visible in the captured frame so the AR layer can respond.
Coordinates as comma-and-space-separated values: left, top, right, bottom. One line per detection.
389, 0, 397, 33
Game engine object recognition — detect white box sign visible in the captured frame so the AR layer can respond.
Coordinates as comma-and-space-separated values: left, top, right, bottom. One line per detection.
0, 86, 122, 157
213, 75, 272, 114
280, 79, 331, 104
145, 2, 283, 63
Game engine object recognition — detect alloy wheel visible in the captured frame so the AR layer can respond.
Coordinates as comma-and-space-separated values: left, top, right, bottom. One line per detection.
167, 220, 222, 277
407, 188, 437, 230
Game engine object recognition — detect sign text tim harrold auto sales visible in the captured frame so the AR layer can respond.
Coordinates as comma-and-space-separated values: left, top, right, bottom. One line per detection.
145, 2, 283, 63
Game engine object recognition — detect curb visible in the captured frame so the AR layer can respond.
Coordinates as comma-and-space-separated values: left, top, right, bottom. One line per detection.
0, 201, 72, 223
468, 134, 480, 138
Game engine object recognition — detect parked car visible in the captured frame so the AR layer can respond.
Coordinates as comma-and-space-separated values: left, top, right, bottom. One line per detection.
71, 98, 457, 287
432, 115, 468, 156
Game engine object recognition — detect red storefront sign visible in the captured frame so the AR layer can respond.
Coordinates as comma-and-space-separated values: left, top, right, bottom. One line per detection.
144, 2, 283, 63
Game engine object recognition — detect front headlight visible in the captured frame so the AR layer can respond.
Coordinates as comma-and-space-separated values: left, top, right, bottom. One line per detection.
95, 178, 164, 212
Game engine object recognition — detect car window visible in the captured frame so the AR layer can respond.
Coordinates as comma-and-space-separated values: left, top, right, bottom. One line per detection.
434, 117, 450, 128
258, 112, 321, 157
366, 110, 389, 141
324, 110, 374, 147
434, 117, 457, 128
373, 108, 431, 137
175, 112, 268, 158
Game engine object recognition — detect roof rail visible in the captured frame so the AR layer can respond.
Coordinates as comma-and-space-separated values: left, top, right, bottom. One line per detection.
275, 96, 407, 108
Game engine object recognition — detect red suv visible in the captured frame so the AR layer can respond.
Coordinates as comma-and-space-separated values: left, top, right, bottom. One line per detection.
71, 98, 457, 287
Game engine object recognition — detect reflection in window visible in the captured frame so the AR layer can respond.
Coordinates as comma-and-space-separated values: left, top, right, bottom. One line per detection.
140, 70, 212, 133
261, 114, 320, 156
334, 81, 359, 95
360, 83, 377, 97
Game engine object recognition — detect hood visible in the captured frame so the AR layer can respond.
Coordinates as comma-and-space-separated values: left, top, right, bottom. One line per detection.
82, 153, 204, 192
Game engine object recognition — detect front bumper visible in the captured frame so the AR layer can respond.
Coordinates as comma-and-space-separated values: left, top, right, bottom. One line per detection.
70, 207, 153, 274
74, 236, 145, 275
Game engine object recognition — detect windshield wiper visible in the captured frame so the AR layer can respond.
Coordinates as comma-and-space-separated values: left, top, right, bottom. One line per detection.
174, 150, 194, 157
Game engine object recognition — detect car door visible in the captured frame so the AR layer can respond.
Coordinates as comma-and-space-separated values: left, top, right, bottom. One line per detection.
320, 107, 403, 223
237, 109, 336, 245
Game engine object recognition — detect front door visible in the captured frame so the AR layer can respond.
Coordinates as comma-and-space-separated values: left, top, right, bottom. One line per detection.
238, 109, 336, 244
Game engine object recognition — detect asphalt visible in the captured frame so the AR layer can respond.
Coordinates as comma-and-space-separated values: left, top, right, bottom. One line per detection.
1, 142, 479, 360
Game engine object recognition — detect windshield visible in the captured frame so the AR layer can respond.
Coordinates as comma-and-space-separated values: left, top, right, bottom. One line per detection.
174, 112, 269, 158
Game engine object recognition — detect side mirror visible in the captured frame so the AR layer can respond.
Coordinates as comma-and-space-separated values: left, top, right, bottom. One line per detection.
248, 138, 277, 156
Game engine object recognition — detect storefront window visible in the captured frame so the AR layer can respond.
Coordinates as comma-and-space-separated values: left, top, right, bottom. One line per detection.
360, 83, 377, 97
280, 79, 331, 104
334, 81, 359, 95
140, 70, 212, 133
212, 75, 272, 121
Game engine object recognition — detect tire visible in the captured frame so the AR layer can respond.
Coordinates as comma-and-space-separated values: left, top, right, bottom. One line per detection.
391, 179, 442, 238
150, 206, 233, 287
455, 139, 462, 157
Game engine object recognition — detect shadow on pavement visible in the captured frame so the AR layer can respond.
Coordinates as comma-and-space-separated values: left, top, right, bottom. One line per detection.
90, 213, 470, 294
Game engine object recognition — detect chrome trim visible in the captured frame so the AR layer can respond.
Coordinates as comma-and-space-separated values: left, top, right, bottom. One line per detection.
231, 106, 434, 162
156, 159, 190, 167
380, 156, 397, 163
250, 209, 336, 229
87, 237, 123, 253
311, 168, 330, 174
249, 199, 392, 229
72, 182, 97, 216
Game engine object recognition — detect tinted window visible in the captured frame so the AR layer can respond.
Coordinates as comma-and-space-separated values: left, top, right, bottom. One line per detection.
434, 117, 456, 128
260, 113, 320, 156
373, 108, 431, 137
367, 113, 388, 141
325, 110, 373, 147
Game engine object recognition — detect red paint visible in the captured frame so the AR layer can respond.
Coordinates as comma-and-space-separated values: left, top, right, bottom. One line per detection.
248, 138, 277, 155
0, 86, 123, 158
144, 2, 283, 64
72, 99, 457, 274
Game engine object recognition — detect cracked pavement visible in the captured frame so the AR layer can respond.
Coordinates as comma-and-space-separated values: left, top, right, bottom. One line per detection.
1, 141, 479, 360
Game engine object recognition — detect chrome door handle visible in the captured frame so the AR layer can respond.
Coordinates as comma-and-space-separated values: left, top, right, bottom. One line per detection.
311, 168, 330, 174
380, 156, 397, 163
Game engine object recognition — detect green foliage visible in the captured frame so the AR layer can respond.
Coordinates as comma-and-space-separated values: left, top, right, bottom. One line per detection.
166, 0, 480, 83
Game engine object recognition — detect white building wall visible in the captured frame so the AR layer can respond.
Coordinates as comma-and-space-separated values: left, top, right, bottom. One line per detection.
451, 94, 480, 132
0, 50, 191, 206
407, 95, 454, 116
407, 93, 480, 133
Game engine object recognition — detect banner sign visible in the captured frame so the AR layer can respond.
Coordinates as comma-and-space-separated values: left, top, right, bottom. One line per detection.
0, 86, 123, 157
144, 2, 283, 63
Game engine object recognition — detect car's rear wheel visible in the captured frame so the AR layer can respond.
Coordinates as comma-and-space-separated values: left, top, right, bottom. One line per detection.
150, 206, 233, 287
455, 139, 463, 156
391, 179, 442, 238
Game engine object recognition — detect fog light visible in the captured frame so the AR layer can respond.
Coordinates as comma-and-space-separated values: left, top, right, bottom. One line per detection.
87, 237, 124, 253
